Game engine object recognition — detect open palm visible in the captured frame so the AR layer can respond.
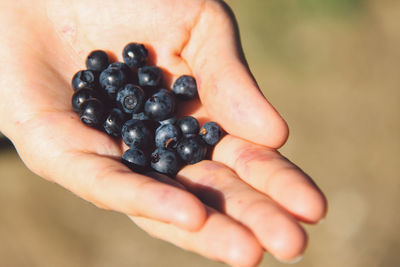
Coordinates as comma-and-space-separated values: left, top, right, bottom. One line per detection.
0, 0, 327, 266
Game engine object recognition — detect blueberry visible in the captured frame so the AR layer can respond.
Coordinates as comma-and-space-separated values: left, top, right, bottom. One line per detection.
144, 90, 176, 121
103, 108, 126, 137
182, 133, 197, 139
116, 84, 145, 114
79, 98, 106, 127
71, 70, 98, 91
122, 43, 148, 68
199, 122, 223, 145
172, 75, 197, 100
159, 116, 177, 125
142, 119, 161, 134
104, 85, 119, 105
72, 87, 99, 113
156, 88, 174, 95
176, 136, 207, 164
99, 67, 127, 88
132, 112, 150, 121
121, 119, 153, 149
143, 87, 172, 100
151, 148, 181, 176
155, 124, 182, 149
176, 116, 200, 136
108, 62, 134, 82
131, 113, 160, 133
122, 148, 148, 173
138, 66, 163, 87
108, 62, 130, 71
86, 50, 109, 72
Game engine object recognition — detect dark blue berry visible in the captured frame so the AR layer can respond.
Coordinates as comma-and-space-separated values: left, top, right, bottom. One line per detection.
142, 119, 161, 134
143, 88, 172, 100
116, 84, 144, 114
121, 119, 153, 149
130, 113, 160, 133
144, 90, 176, 121
132, 112, 150, 121
138, 66, 163, 87
103, 108, 126, 137
172, 75, 197, 100
151, 148, 181, 176
199, 122, 223, 145
79, 98, 105, 127
86, 50, 109, 72
157, 88, 174, 95
122, 148, 148, 173
176, 116, 200, 136
177, 136, 207, 164
108, 62, 134, 82
99, 67, 127, 88
155, 124, 182, 149
72, 87, 99, 113
108, 62, 130, 71
122, 43, 148, 68
72, 70, 98, 91
159, 116, 177, 125
183, 133, 197, 139
104, 85, 119, 105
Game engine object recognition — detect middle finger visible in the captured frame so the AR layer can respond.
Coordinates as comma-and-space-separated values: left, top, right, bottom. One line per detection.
176, 160, 307, 261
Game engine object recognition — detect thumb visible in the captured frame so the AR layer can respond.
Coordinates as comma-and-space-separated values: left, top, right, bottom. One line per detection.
182, 1, 288, 148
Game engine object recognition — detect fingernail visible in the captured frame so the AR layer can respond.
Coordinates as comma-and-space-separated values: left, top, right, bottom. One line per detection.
275, 255, 303, 264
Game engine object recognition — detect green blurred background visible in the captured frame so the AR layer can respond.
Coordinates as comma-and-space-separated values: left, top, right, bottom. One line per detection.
1, 0, 399, 266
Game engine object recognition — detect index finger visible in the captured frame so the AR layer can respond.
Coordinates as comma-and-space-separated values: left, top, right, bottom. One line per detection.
182, 0, 289, 148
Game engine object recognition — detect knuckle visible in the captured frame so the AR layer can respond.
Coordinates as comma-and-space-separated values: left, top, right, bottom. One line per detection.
208, 0, 234, 22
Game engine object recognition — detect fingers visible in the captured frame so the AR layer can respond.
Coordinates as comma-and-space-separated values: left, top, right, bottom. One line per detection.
12, 112, 207, 231
53, 152, 207, 231
213, 135, 328, 224
181, 1, 288, 148
177, 161, 307, 261
130, 207, 264, 267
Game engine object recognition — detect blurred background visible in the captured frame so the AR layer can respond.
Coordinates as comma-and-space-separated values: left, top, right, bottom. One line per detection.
1, 0, 399, 266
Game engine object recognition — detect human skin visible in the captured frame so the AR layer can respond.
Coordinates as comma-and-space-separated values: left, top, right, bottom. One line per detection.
0, 0, 327, 266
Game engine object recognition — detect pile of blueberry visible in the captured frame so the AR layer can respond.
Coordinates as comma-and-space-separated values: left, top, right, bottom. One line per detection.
71, 43, 223, 177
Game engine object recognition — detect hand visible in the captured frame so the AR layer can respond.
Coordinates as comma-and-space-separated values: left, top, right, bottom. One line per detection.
0, 0, 327, 266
